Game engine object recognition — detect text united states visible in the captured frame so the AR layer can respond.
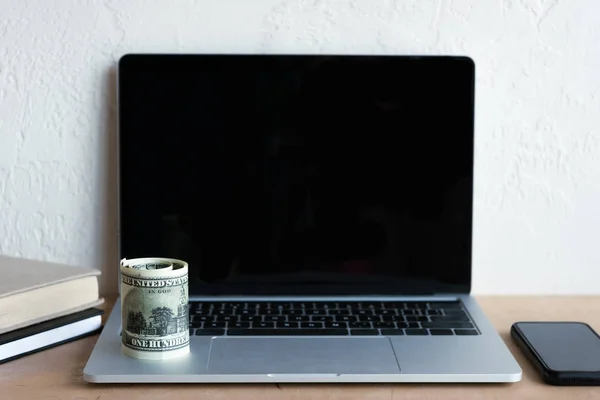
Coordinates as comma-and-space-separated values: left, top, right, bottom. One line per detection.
122, 275, 188, 288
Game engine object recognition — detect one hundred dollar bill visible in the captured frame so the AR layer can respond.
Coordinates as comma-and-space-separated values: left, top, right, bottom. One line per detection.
120, 257, 190, 360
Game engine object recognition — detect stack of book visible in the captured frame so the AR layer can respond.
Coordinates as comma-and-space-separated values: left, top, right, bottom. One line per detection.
0, 255, 104, 363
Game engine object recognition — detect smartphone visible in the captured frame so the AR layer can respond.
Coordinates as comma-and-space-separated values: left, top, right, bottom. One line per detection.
511, 321, 600, 385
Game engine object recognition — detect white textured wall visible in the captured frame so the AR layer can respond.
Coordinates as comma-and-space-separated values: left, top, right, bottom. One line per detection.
1, 0, 599, 295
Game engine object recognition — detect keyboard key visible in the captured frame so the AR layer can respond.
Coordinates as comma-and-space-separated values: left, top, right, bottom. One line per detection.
239, 315, 261, 322
350, 321, 371, 328
255, 322, 275, 328
325, 322, 348, 328
430, 302, 462, 309
361, 302, 382, 309
350, 329, 380, 335
336, 315, 355, 322
313, 303, 335, 309
357, 315, 380, 322
192, 315, 212, 322
306, 309, 325, 315
421, 322, 474, 329
282, 304, 302, 311
444, 310, 467, 317
328, 310, 351, 316
300, 322, 324, 328
443, 312, 468, 319
281, 309, 304, 315
374, 322, 395, 328
265, 316, 287, 322
429, 329, 454, 335
404, 302, 426, 309
339, 302, 361, 309
230, 322, 251, 328
455, 329, 479, 335
430, 315, 469, 322
214, 309, 235, 316
289, 315, 310, 322
195, 329, 225, 336
205, 322, 227, 328
263, 309, 281, 315
227, 329, 347, 336
405, 329, 429, 335
224, 303, 244, 309
380, 329, 404, 335
278, 322, 300, 328
247, 303, 268, 310
312, 316, 335, 322
397, 322, 420, 329
214, 315, 235, 322
269, 303, 290, 308
355, 310, 374, 316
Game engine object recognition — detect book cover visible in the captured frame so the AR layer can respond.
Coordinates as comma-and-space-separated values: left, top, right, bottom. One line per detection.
0, 308, 104, 363
0, 255, 104, 334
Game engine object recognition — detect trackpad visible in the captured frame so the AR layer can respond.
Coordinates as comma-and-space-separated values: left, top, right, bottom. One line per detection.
206, 337, 401, 374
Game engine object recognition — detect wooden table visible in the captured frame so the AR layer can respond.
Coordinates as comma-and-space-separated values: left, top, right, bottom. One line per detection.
3, 296, 600, 399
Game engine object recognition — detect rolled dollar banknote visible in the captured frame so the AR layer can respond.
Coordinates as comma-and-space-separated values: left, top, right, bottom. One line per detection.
120, 257, 190, 360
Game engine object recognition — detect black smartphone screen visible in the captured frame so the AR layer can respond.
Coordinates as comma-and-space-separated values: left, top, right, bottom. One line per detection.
517, 322, 600, 371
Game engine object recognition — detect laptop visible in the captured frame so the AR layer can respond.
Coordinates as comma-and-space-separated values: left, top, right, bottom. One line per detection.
84, 54, 521, 383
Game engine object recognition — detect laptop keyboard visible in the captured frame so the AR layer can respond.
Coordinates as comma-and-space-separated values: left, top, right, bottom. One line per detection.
189, 301, 479, 336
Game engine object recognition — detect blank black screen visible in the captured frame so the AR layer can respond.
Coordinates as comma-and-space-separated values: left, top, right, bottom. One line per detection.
118, 55, 475, 295
518, 323, 600, 371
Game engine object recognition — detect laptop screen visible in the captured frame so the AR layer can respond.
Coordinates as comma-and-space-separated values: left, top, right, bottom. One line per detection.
118, 55, 474, 295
